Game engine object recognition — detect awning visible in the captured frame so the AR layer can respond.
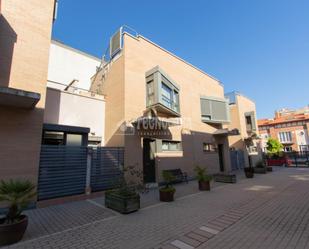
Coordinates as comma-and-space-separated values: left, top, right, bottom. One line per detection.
132, 116, 181, 130
0, 86, 41, 109
43, 123, 90, 134
213, 128, 240, 136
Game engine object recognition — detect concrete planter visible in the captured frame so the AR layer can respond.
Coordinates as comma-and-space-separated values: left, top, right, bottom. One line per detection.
105, 191, 140, 214
214, 174, 237, 183
254, 167, 267, 174
267, 167, 273, 172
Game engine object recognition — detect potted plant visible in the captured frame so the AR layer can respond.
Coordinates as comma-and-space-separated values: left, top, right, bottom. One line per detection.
0, 179, 36, 246
194, 166, 212, 191
244, 166, 254, 178
159, 171, 176, 202
254, 160, 267, 174
105, 165, 144, 214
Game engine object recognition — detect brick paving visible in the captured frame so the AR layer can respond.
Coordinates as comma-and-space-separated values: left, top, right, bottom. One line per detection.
4, 167, 309, 249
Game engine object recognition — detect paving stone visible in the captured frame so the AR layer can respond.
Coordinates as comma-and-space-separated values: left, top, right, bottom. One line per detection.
186, 232, 209, 243
171, 240, 195, 249
203, 223, 225, 231
193, 228, 214, 239
179, 236, 202, 247
199, 226, 220, 235
209, 220, 231, 229
8, 168, 309, 249
160, 244, 180, 249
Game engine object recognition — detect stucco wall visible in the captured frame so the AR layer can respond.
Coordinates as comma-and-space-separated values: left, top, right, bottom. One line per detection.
0, 0, 54, 182
48, 40, 101, 90
44, 88, 105, 141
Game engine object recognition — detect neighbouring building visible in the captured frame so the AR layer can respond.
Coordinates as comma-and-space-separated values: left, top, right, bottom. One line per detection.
45, 40, 105, 146
0, 0, 55, 183
91, 27, 235, 184
225, 92, 262, 168
258, 106, 309, 152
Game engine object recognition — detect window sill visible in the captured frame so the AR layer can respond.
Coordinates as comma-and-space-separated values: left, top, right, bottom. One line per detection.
156, 151, 183, 157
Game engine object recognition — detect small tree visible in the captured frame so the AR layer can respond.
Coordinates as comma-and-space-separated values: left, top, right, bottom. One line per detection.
266, 138, 283, 157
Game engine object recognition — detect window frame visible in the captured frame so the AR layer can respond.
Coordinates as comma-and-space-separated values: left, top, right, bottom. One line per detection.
161, 140, 182, 152
145, 66, 180, 116
200, 96, 230, 124
203, 143, 217, 152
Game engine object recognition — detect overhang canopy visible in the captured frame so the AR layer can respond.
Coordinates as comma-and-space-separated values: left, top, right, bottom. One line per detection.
0, 86, 40, 109
213, 128, 240, 136
132, 116, 181, 130
43, 123, 90, 134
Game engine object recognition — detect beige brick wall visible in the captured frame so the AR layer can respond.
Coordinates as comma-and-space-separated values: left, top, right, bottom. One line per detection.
0, 0, 54, 183
92, 33, 232, 181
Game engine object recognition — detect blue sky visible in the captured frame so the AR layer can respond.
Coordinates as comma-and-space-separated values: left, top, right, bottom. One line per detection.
52, 0, 309, 119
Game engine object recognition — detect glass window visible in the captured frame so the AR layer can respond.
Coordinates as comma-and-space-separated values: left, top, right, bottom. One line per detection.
203, 143, 217, 152
200, 97, 229, 123
162, 141, 181, 151
66, 134, 83, 146
161, 83, 173, 109
42, 131, 64, 145
278, 132, 292, 143
162, 141, 169, 151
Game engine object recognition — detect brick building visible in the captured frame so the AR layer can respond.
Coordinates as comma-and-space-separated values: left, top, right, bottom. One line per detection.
258, 107, 309, 152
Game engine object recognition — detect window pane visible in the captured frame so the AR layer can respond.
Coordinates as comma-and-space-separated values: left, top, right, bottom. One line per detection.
161, 83, 172, 108
162, 141, 169, 151
162, 141, 181, 151
169, 142, 178, 151
66, 134, 82, 146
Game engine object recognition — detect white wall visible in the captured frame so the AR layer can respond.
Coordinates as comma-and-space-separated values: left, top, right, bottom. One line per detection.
48, 40, 101, 90
44, 88, 105, 143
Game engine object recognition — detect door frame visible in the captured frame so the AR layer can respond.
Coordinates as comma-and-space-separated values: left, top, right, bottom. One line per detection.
218, 144, 225, 172
143, 138, 156, 183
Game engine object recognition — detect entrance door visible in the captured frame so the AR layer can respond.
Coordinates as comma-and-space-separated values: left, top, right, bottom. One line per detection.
218, 144, 225, 172
143, 138, 156, 183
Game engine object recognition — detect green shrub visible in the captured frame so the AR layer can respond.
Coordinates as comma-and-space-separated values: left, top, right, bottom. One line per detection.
266, 138, 283, 156
160, 171, 176, 193
194, 166, 213, 182
0, 179, 36, 224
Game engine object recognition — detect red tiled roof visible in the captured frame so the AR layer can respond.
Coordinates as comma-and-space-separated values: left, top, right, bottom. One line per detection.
258, 114, 309, 126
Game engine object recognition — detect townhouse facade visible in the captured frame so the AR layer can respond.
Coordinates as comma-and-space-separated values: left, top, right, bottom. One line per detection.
0, 0, 260, 204
258, 107, 309, 152
91, 28, 235, 183
225, 92, 262, 168
0, 0, 55, 183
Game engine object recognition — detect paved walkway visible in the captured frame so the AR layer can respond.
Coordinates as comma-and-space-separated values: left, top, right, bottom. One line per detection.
4, 167, 309, 249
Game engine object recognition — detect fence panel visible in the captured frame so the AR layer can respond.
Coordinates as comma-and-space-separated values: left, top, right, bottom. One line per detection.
230, 150, 245, 171
90, 147, 123, 192
38, 145, 88, 201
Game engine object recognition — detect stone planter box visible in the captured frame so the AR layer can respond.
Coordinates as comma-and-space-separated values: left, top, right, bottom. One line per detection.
254, 167, 267, 174
105, 191, 140, 214
214, 174, 236, 183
